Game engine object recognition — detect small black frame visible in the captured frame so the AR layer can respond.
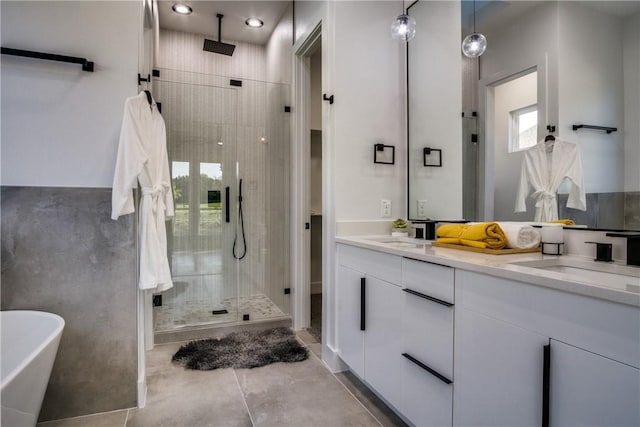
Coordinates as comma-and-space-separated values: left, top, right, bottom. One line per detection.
423, 147, 442, 167
374, 143, 395, 165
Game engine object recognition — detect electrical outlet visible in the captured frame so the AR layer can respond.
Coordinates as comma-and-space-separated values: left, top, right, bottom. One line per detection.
381, 199, 392, 218
417, 200, 428, 218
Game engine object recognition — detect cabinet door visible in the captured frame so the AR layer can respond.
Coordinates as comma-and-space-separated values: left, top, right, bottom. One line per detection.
453, 308, 548, 427
550, 339, 640, 426
364, 275, 403, 409
337, 265, 365, 377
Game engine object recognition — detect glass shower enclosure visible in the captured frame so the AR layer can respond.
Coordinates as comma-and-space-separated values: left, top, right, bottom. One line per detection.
152, 69, 290, 333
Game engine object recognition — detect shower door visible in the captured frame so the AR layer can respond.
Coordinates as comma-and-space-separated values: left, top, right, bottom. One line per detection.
153, 79, 240, 330
152, 71, 291, 333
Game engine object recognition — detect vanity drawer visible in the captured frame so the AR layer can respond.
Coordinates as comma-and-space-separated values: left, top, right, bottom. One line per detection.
338, 244, 402, 285
402, 257, 454, 304
402, 287, 454, 378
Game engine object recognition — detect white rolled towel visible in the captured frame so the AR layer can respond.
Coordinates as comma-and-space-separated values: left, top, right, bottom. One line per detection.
497, 222, 541, 249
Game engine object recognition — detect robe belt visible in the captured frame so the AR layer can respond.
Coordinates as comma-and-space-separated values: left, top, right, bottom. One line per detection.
141, 185, 165, 214
533, 190, 556, 207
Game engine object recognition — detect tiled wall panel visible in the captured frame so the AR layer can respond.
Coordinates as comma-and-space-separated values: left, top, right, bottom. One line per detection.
1, 186, 137, 421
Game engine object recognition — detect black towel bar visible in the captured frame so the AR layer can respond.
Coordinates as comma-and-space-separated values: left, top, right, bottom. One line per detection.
572, 124, 617, 134
1, 47, 94, 72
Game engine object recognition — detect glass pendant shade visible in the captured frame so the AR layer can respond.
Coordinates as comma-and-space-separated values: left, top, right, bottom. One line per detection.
391, 14, 416, 42
462, 32, 487, 57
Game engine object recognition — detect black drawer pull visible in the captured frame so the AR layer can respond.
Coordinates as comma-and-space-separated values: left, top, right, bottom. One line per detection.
360, 277, 366, 331
225, 186, 230, 223
403, 288, 453, 307
542, 343, 551, 427
402, 256, 452, 269
402, 353, 452, 385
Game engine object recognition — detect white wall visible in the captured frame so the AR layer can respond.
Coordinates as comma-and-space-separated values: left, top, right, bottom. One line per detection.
266, 3, 293, 85
407, 0, 462, 220
493, 72, 537, 221
558, 2, 624, 194
1, 1, 141, 188
294, 0, 325, 45
333, 1, 407, 221
624, 12, 640, 192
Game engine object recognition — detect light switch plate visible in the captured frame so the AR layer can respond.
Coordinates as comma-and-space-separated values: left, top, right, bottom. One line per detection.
381, 199, 391, 218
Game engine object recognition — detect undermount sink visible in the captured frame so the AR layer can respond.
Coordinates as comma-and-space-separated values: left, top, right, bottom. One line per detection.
511, 259, 640, 293
363, 236, 428, 249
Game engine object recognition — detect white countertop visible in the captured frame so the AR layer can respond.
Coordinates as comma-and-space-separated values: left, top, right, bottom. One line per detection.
336, 235, 640, 308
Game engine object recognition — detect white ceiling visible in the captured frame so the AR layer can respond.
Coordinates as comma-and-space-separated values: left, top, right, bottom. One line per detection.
157, 1, 290, 45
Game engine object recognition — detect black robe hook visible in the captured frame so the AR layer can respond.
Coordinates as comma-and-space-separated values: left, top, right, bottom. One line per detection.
144, 90, 152, 106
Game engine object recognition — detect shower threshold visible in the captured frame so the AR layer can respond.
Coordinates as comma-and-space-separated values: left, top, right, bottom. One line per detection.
154, 316, 292, 344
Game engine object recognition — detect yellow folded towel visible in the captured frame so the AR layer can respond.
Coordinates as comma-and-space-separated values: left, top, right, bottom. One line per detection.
549, 219, 575, 225
436, 222, 507, 250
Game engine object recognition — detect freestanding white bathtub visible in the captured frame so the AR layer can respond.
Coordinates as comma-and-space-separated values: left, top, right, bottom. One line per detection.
1, 310, 65, 427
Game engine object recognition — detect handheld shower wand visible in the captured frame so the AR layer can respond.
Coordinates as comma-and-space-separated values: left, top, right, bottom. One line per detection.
233, 179, 247, 260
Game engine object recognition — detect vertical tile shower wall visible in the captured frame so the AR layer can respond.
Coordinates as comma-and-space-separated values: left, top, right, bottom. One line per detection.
152, 70, 291, 330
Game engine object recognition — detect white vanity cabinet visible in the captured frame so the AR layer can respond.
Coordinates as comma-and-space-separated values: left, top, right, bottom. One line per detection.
400, 258, 455, 426
454, 308, 548, 426
550, 339, 640, 426
453, 270, 640, 427
336, 244, 403, 409
336, 264, 366, 377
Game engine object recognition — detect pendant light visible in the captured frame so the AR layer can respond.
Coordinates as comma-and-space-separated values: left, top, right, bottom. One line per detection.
391, 0, 416, 42
462, 0, 487, 57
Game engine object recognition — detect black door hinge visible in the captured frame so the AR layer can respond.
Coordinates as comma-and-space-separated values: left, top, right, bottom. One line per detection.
152, 69, 160, 77
230, 79, 242, 87
471, 134, 478, 143
305, 222, 310, 229
284, 288, 291, 295
152, 295, 162, 307
284, 106, 291, 112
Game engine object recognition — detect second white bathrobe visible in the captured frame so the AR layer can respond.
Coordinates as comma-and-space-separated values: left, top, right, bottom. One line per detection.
515, 139, 586, 222
112, 91, 174, 292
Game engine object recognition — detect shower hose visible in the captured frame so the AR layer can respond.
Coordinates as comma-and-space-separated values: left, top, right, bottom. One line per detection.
233, 178, 247, 260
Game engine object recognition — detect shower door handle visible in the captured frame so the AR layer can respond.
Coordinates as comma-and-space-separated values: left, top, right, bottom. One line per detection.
225, 186, 230, 223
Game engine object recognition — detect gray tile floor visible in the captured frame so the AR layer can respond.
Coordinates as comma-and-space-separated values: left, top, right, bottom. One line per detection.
38, 330, 407, 427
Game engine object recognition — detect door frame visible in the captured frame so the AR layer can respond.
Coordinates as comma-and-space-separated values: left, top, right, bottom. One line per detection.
291, 23, 321, 332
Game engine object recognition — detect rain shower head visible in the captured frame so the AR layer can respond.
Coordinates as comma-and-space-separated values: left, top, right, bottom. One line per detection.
203, 39, 236, 56
204, 14, 236, 56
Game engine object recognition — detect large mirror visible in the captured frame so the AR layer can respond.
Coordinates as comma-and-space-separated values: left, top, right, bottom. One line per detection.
408, 0, 640, 230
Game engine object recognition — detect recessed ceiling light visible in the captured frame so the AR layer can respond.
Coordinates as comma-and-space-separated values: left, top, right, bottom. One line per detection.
172, 3, 192, 15
245, 18, 264, 28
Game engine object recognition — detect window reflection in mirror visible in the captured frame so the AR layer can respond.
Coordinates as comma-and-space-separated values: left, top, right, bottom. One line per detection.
509, 104, 538, 153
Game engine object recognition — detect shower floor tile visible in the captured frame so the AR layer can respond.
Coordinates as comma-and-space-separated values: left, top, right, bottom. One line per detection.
154, 293, 285, 332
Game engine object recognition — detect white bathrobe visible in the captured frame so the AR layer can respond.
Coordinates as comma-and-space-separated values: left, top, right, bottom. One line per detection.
112, 91, 174, 292
515, 139, 586, 222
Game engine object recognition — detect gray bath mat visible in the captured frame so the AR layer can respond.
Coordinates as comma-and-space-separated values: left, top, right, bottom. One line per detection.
172, 327, 308, 370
